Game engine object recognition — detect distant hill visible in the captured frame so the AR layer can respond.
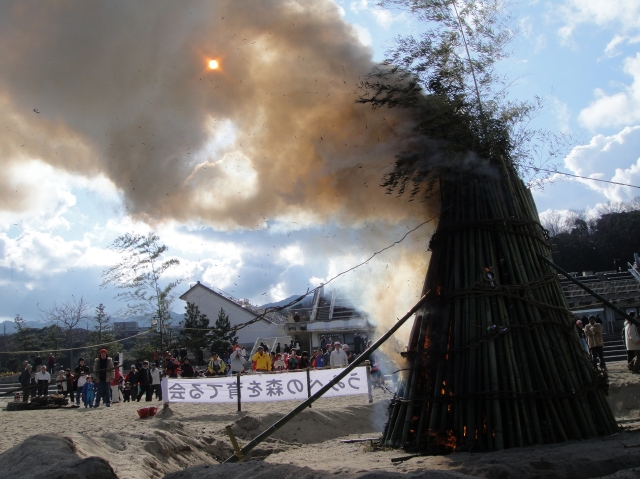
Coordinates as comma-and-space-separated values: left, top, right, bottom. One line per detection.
0, 311, 184, 334
0, 320, 47, 334
260, 294, 312, 310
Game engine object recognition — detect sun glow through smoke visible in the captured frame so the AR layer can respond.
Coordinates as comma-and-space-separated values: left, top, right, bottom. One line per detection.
208, 59, 219, 69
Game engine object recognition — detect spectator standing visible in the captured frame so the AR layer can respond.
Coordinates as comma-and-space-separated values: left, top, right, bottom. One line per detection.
111, 360, 123, 403
320, 336, 327, 352
125, 365, 139, 401
330, 342, 349, 367
35, 365, 51, 396
19, 364, 32, 403
625, 312, 640, 372
92, 349, 115, 407
82, 376, 95, 408
585, 315, 606, 369
165, 352, 181, 378
288, 349, 300, 370
137, 360, 153, 402
150, 363, 162, 401
34, 354, 43, 369
180, 346, 188, 362
229, 349, 246, 374
276, 343, 281, 354
575, 319, 589, 354
284, 343, 291, 354
252, 346, 271, 372
64, 368, 74, 400
181, 358, 195, 378
323, 345, 332, 367
299, 351, 310, 369
48, 353, 57, 374
293, 311, 300, 322
196, 347, 205, 366
354, 333, 362, 354
73, 358, 91, 406
56, 369, 67, 395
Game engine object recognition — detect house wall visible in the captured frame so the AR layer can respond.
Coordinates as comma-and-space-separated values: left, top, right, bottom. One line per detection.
181, 286, 284, 347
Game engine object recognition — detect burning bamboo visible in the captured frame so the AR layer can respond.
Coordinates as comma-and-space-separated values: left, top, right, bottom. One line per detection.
383, 159, 618, 453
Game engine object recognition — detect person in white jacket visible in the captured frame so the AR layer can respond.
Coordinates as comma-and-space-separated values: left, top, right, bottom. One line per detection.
150, 363, 162, 401
330, 342, 349, 368
34, 365, 51, 396
625, 312, 640, 373
229, 348, 246, 374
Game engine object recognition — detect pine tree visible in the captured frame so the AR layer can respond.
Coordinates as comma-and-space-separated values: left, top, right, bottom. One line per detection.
14, 314, 36, 355
179, 302, 212, 355
208, 308, 238, 355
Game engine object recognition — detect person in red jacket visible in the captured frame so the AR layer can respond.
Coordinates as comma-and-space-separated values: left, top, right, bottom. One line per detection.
111, 360, 123, 403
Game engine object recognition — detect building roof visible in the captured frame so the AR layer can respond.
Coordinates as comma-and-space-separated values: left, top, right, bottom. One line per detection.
180, 281, 287, 326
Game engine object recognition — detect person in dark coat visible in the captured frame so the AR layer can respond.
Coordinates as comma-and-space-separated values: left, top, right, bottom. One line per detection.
19, 364, 32, 403
137, 360, 153, 402
125, 365, 139, 401
180, 347, 188, 362
73, 358, 91, 406
196, 347, 205, 366
181, 358, 195, 378
34, 354, 43, 368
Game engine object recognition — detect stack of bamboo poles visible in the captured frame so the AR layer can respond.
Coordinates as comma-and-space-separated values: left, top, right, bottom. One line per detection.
383, 159, 617, 452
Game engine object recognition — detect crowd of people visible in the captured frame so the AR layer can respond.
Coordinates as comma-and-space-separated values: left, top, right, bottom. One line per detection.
574, 310, 640, 373
574, 315, 607, 370
16, 337, 381, 406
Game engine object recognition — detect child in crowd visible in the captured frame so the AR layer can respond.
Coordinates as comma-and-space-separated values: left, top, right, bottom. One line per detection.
123, 382, 132, 402
82, 376, 95, 408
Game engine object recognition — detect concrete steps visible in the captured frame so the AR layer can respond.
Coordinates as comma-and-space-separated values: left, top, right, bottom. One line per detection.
603, 334, 627, 363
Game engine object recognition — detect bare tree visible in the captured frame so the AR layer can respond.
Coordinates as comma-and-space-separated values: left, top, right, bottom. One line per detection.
101, 232, 186, 352
40, 296, 92, 368
539, 210, 565, 237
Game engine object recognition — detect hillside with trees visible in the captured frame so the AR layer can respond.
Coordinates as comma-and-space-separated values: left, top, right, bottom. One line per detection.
541, 199, 640, 273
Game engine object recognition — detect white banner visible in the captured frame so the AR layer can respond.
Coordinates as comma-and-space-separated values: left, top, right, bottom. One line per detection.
161, 367, 369, 404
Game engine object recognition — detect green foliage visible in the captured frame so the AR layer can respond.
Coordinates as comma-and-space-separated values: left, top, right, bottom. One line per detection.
180, 302, 212, 355
101, 232, 187, 352
129, 336, 156, 363
208, 308, 238, 355
358, 0, 565, 198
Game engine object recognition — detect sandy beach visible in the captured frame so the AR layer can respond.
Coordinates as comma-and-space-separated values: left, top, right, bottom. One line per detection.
1, 363, 640, 479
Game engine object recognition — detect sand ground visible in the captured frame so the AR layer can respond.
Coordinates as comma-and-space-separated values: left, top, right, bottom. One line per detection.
1, 363, 639, 479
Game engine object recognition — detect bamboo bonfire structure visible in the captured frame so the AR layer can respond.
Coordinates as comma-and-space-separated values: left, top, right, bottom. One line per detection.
382, 159, 618, 452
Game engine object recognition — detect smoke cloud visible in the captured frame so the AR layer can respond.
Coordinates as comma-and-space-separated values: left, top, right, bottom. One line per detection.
0, 0, 434, 338
0, 0, 430, 228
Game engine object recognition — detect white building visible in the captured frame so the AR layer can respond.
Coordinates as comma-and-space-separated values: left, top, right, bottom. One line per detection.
179, 281, 289, 348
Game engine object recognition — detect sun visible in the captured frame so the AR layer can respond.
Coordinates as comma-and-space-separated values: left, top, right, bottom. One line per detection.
208, 60, 219, 70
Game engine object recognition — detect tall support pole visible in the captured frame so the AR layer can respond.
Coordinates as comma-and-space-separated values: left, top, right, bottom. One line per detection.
222, 294, 429, 463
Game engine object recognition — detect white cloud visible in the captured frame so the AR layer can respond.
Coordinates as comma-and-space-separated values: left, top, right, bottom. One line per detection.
278, 244, 304, 267
578, 53, 640, 129
558, 0, 640, 43
564, 125, 640, 201
269, 282, 287, 302
349, 0, 398, 29
0, 160, 118, 232
0, 230, 118, 278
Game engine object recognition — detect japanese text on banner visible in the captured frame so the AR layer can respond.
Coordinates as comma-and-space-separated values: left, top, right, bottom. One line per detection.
161, 367, 368, 404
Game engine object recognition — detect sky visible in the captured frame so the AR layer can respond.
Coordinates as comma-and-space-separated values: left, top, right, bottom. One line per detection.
0, 0, 639, 333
